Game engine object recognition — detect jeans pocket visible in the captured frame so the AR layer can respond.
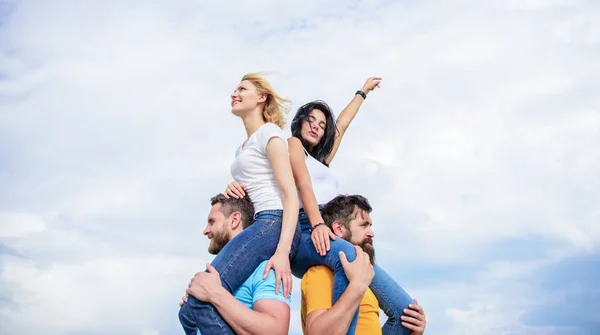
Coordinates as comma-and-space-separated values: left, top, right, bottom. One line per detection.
255, 218, 276, 234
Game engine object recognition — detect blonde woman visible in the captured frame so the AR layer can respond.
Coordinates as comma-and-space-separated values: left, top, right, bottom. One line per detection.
179, 73, 301, 335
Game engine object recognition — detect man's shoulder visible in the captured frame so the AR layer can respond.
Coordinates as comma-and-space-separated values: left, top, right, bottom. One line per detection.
305, 265, 333, 274
242, 260, 270, 287
246, 260, 291, 306
303, 265, 334, 281
300, 266, 335, 318
301, 265, 334, 293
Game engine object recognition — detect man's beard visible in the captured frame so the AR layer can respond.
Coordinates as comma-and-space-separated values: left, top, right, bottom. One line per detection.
208, 230, 231, 255
343, 232, 375, 265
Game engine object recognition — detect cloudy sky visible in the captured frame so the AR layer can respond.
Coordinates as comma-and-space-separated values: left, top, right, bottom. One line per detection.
1, 0, 599, 334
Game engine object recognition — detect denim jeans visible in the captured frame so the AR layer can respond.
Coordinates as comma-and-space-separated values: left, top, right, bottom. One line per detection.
291, 210, 414, 335
179, 209, 301, 335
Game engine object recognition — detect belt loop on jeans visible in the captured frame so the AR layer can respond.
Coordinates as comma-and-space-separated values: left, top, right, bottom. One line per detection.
299, 205, 324, 215
253, 209, 283, 220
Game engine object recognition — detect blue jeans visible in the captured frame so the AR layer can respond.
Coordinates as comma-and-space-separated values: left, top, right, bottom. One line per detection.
179, 210, 301, 335
291, 210, 414, 335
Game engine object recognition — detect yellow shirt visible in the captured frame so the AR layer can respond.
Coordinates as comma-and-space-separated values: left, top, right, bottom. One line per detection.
300, 266, 381, 335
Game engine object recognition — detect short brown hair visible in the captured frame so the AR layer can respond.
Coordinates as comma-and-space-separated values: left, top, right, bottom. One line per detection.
210, 193, 255, 229
322, 194, 372, 229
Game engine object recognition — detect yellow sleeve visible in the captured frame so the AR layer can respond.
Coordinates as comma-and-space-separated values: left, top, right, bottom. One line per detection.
301, 266, 334, 315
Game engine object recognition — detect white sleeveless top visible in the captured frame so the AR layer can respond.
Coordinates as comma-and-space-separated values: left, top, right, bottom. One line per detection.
300, 150, 339, 208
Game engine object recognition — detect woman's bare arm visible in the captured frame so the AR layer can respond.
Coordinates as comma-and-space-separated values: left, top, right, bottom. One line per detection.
264, 136, 299, 298
325, 77, 382, 165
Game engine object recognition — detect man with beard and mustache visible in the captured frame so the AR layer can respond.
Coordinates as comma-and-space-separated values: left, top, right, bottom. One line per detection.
180, 194, 292, 335
300, 194, 427, 335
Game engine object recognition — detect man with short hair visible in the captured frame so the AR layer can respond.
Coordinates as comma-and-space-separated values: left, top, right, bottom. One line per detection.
301, 194, 427, 335
180, 193, 291, 335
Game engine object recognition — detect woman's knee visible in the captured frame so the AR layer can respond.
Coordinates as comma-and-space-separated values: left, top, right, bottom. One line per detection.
328, 239, 358, 266
380, 292, 413, 319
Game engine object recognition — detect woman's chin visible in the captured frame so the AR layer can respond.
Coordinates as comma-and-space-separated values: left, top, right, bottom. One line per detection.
231, 107, 244, 117
306, 139, 319, 147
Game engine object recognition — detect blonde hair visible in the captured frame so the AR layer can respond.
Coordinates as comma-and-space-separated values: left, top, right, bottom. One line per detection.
241, 72, 290, 129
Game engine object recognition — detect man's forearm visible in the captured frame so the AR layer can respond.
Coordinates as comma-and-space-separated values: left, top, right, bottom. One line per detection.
207, 288, 287, 335
307, 282, 366, 335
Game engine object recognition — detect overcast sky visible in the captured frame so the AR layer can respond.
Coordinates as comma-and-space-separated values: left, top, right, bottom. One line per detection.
1, 0, 599, 334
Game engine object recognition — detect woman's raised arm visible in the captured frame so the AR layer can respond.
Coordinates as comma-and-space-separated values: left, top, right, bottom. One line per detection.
325, 77, 382, 165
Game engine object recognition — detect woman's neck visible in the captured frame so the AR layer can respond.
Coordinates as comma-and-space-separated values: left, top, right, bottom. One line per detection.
305, 140, 314, 152
242, 109, 266, 138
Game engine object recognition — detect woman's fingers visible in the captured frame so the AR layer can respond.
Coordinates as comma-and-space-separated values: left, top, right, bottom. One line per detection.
317, 232, 327, 256
311, 234, 321, 255
284, 273, 292, 298
225, 185, 238, 199
324, 232, 331, 252
232, 181, 245, 198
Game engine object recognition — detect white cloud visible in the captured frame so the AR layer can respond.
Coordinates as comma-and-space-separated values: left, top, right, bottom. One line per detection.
1, 255, 201, 335
1, 0, 599, 334
0, 213, 46, 237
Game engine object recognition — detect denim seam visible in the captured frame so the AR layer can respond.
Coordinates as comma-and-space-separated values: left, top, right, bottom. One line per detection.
258, 219, 276, 234
370, 279, 402, 335
373, 287, 399, 318
219, 219, 279, 284
208, 306, 230, 334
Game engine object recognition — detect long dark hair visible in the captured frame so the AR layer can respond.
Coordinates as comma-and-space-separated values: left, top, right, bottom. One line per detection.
290, 100, 338, 166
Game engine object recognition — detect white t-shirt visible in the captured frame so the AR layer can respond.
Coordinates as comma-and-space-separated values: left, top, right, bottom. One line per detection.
231, 123, 287, 213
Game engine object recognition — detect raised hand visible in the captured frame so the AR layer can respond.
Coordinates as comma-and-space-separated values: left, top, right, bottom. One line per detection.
360, 77, 382, 94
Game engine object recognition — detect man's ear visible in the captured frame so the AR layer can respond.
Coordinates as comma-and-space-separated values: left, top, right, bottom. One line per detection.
230, 212, 242, 230
332, 221, 345, 237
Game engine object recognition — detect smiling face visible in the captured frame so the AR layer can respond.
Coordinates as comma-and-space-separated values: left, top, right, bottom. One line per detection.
203, 203, 232, 255
300, 108, 327, 148
230, 80, 266, 117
